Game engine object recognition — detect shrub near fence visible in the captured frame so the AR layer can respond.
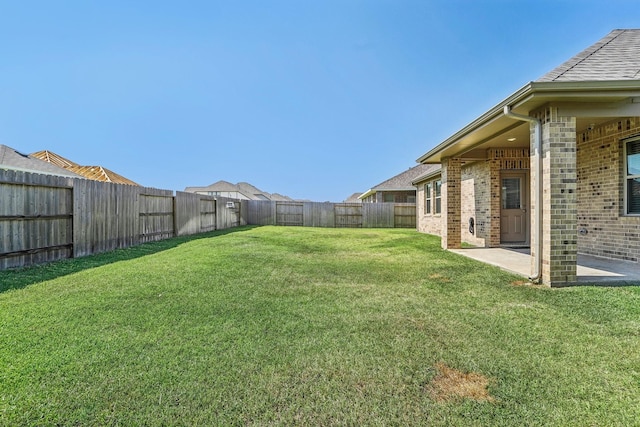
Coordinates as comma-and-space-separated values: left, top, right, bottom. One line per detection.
0, 169, 244, 270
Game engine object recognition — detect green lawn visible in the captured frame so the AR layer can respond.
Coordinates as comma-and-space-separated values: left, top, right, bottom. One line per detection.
1, 226, 639, 426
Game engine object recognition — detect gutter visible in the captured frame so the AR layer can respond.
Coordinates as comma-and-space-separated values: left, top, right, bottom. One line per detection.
503, 106, 542, 283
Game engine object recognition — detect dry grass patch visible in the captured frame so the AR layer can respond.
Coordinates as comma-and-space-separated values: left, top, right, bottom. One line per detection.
428, 273, 451, 283
427, 363, 496, 403
510, 280, 529, 286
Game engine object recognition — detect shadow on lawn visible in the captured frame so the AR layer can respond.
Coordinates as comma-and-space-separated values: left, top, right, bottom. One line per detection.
0, 226, 259, 294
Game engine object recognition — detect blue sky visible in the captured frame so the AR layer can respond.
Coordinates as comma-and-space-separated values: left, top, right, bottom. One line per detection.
1, 1, 638, 201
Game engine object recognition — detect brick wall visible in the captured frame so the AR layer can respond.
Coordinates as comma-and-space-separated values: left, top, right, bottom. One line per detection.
460, 161, 491, 246
577, 117, 640, 262
417, 149, 529, 248
416, 179, 442, 235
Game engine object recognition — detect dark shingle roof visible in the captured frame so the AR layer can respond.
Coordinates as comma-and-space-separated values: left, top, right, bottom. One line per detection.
369, 164, 440, 191
538, 29, 640, 82
343, 192, 363, 203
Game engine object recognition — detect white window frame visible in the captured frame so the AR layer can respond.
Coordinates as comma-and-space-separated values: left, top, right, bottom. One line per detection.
624, 136, 640, 216
424, 182, 432, 214
434, 180, 442, 214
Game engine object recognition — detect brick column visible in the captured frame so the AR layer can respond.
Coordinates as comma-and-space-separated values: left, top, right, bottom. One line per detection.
488, 158, 501, 247
529, 120, 542, 278
537, 107, 577, 286
441, 157, 461, 249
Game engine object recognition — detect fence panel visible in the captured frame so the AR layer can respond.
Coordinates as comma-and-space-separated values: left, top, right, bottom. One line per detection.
276, 202, 303, 226
216, 197, 241, 230
239, 200, 249, 226
174, 191, 200, 236
139, 188, 174, 243
303, 202, 335, 227
394, 203, 416, 228
335, 203, 363, 228
73, 179, 140, 257
200, 198, 216, 232
0, 169, 74, 269
247, 201, 276, 225
362, 203, 394, 228
246, 201, 416, 229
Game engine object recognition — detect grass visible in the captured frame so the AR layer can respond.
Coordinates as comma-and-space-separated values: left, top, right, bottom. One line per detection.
1, 226, 639, 426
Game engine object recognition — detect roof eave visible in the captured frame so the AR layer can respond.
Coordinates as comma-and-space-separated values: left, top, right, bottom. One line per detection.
416, 82, 535, 164
358, 189, 375, 200
416, 79, 640, 164
412, 168, 442, 185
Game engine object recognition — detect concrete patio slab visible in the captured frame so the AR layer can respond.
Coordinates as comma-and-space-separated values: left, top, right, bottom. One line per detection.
450, 248, 640, 285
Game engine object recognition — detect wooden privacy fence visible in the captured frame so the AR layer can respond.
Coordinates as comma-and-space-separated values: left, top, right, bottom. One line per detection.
1, 168, 416, 270
0, 168, 245, 270
247, 201, 416, 229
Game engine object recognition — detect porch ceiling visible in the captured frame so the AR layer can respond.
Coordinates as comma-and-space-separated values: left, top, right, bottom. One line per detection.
419, 81, 640, 163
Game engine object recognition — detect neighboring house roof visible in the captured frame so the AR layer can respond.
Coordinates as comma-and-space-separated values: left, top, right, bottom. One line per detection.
67, 165, 140, 185
199, 180, 241, 193
237, 182, 271, 200
343, 192, 363, 203
30, 150, 79, 168
0, 144, 82, 178
417, 29, 640, 164
184, 180, 293, 201
359, 164, 440, 200
269, 193, 294, 202
31, 150, 140, 186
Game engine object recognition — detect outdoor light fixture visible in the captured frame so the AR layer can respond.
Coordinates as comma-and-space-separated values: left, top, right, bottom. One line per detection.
507, 137, 517, 142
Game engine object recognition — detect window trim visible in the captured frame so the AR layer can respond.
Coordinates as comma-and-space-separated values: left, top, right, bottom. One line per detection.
434, 180, 442, 214
624, 136, 640, 216
424, 182, 432, 214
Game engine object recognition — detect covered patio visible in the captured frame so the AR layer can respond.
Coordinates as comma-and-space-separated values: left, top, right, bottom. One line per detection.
414, 30, 640, 286
451, 247, 640, 285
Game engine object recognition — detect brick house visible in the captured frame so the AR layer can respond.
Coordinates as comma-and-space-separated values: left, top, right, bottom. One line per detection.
414, 29, 640, 287
359, 164, 439, 203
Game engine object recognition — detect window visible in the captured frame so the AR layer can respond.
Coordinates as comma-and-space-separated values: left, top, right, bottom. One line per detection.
384, 193, 395, 203
424, 183, 432, 214
626, 138, 640, 214
434, 180, 442, 214
501, 178, 521, 209
407, 195, 416, 203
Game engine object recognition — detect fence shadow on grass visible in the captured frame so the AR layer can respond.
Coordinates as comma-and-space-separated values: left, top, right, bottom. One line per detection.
0, 226, 259, 294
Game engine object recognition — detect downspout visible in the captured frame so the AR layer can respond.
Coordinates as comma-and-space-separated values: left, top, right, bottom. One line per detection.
503, 106, 542, 282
